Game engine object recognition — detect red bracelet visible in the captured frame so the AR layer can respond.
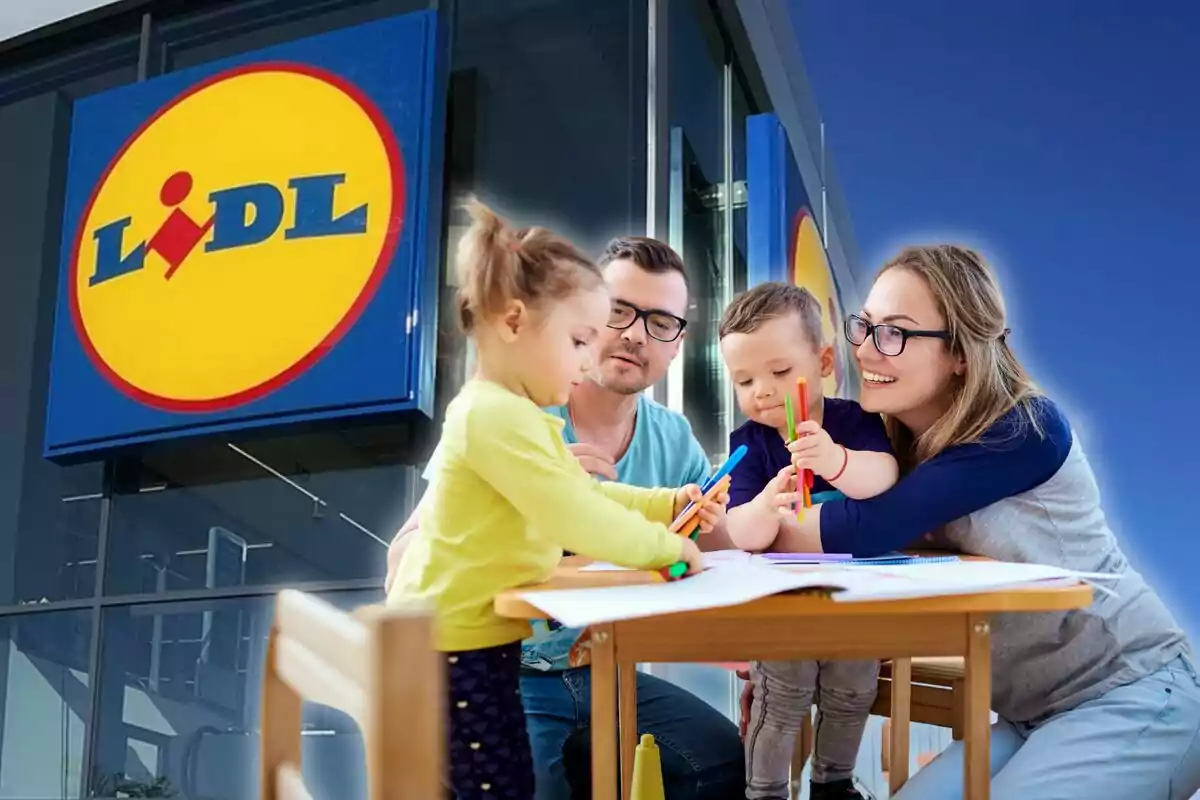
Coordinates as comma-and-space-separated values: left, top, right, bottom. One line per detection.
827, 445, 849, 483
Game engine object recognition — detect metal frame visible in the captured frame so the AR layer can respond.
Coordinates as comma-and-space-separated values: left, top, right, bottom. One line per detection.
644, 0, 669, 407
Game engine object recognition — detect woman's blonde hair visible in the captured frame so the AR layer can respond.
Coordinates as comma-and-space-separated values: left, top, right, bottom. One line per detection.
455, 198, 603, 332
880, 245, 1041, 468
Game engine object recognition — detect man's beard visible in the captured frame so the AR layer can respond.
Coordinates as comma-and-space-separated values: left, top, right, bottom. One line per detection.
595, 345, 651, 395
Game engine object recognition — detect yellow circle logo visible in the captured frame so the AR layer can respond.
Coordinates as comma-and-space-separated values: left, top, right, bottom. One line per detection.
70, 63, 403, 412
791, 209, 846, 396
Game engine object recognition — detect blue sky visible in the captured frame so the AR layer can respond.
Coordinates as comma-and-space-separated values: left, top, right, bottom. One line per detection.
791, 1, 1200, 630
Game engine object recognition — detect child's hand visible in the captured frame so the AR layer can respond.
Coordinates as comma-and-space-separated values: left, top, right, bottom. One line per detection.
678, 536, 705, 575
787, 420, 846, 480
764, 465, 802, 516
695, 484, 730, 534
673, 482, 730, 534
674, 483, 704, 518
696, 488, 728, 534
728, 467, 796, 552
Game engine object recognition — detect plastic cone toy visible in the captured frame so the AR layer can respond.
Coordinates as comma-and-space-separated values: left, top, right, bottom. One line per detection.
630, 733, 666, 800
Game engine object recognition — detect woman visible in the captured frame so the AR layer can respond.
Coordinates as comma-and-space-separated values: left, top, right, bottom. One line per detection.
743, 245, 1200, 798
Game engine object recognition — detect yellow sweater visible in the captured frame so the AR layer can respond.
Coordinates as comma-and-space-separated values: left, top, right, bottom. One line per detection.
388, 379, 684, 651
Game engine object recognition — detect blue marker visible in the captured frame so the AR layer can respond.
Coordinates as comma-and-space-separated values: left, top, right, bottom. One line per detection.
671, 444, 748, 536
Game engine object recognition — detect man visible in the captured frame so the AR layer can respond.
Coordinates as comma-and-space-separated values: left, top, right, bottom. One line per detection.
386, 237, 744, 799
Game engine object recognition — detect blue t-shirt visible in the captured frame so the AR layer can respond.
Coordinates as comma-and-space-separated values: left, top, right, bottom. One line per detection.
727, 397, 893, 509
521, 394, 711, 672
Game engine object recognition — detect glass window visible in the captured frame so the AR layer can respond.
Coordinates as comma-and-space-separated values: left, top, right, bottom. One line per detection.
104, 432, 422, 596
0, 611, 92, 799
158, 0, 432, 73
0, 41, 140, 607
727, 64, 754, 429
89, 590, 379, 799
669, 0, 728, 460
0, 33, 140, 106
453, 0, 645, 254
731, 69, 752, 298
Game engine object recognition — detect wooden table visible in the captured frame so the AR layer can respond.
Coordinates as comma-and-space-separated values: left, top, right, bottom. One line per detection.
495, 557, 1092, 800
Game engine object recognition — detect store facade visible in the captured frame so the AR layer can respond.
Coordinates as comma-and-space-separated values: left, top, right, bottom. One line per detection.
0, 0, 861, 796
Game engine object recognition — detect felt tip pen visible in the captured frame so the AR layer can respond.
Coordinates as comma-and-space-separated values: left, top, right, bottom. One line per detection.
660, 561, 688, 581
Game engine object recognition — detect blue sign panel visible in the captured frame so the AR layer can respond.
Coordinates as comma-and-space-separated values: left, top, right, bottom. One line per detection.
44, 11, 446, 460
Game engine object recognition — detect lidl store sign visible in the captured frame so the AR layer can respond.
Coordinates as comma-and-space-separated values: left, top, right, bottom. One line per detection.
44, 12, 445, 459
746, 112, 851, 399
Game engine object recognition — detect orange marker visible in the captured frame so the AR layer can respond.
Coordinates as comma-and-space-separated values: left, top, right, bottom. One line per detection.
670, 476, 731, 538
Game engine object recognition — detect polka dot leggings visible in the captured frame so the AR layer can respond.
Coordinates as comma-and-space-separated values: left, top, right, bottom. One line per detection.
446, 642, 534, 800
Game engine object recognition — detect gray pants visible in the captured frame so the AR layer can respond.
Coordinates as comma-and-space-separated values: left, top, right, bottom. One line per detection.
745, 658, 880, 799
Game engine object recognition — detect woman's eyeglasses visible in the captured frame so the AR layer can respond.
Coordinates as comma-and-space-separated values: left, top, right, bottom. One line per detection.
844, 313, 949, 357
607, 300, 687, 343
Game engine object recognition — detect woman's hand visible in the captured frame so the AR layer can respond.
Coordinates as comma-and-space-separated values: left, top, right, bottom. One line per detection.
737, 668, 753, 739
787, 420, 845, 480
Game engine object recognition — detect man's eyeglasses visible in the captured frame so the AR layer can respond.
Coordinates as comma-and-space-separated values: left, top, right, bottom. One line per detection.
844, 313, 949, 357
608, 300, 687, 343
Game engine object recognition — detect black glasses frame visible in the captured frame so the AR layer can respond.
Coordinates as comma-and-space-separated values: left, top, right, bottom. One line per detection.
607, 299, 688, 343
844, 313, 950, 356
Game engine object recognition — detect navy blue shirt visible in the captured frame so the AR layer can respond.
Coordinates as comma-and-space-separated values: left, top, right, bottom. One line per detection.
820, 397, 1073, 556
728, 397, 893, 510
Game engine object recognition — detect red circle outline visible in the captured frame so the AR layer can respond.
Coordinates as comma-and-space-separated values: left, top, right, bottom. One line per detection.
69, 61, 406, 414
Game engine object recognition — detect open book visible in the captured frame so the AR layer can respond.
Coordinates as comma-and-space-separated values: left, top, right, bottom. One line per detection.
521, 559, 1103, 628
580, 549, 959, 571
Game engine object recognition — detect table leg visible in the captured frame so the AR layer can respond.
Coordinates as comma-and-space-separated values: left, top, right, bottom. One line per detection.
964, 614, 992, 800
591, 624, 619, 800
618, 661, 638, 799
888, 657, 912, 794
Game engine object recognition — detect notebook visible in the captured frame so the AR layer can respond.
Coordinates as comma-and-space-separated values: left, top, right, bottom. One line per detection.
843, 552, 960, 566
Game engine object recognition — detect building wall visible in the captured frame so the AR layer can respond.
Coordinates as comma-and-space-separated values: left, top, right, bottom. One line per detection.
0, 2, 904, 798
0, 2, 659, 796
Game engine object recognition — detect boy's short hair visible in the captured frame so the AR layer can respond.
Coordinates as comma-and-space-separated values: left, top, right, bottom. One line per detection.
599, 236, 690, 292
718, 282, 824, 350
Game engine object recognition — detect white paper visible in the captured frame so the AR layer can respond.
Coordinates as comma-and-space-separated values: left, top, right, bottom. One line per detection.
578, 562, 635, 572
522, 560, 1092, 626
521, 562, 842, 627
829, 561, 1084, 603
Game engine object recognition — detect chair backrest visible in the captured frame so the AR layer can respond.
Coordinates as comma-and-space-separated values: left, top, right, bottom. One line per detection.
260, 591, 443, 800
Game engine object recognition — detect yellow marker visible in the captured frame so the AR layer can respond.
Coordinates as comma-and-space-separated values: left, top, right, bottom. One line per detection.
630, 733, 666, 800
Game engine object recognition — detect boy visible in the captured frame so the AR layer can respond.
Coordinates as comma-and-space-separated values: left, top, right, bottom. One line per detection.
720, 283, 898, 800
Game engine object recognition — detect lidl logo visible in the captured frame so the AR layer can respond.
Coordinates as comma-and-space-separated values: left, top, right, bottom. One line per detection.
45, 11, 445, 459
71, 63, 402, 412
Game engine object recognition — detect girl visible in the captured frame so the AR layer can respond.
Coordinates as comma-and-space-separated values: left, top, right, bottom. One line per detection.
388, 200, 713, 800
738, 244, 1200, 799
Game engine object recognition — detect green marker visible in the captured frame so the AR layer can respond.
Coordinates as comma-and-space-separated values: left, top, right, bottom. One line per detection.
784, 393, 797, 442
664, 561, 687, 580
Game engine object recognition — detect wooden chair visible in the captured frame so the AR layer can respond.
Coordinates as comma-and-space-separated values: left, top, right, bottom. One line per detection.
793, 657, 965, 792
876, 656, 965, 778
260, 591, 443, 800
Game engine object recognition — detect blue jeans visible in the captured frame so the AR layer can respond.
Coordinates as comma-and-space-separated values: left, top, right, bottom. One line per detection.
520, 667, 745, 799
894, 655, 1200, 799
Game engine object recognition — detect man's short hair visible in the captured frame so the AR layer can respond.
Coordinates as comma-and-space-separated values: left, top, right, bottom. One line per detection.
718, 282, 824, 350
599, 236, 690, 291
